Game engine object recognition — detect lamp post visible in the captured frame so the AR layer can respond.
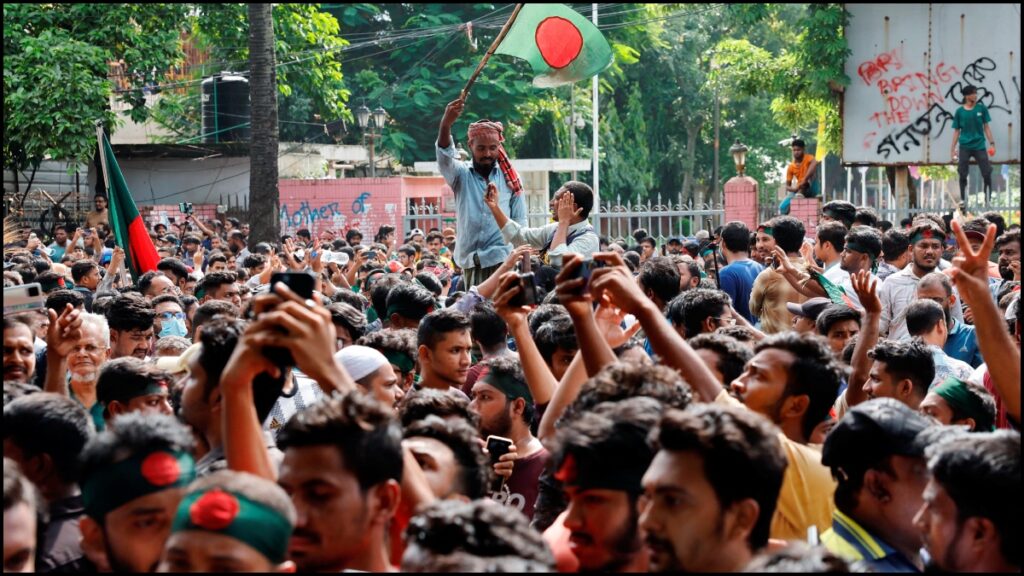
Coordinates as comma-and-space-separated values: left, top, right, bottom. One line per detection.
729, 140, 749, 177
356, 101, 388, 177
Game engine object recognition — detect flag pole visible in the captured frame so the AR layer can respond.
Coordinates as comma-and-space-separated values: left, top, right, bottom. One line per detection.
460, 3, 525, 100
95, 121, 111, 198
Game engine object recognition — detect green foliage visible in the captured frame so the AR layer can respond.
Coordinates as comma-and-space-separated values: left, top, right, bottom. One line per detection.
3, 3, 188, 172
152, 4, 350, 143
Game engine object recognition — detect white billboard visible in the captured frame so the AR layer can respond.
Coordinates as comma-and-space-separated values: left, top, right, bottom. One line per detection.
842, 4, 1021, 165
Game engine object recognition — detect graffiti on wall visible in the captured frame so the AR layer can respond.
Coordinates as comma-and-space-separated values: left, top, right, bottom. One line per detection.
842, 4, 1021, 165
277, 180, 402, 239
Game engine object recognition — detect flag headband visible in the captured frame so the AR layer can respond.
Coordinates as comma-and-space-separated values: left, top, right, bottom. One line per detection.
911, 228, 946, 244
933, 377, 995, 431
82, 450, 195, 521
479, 367, 533, 404
172, 488, 292, 564
553, 452, 644, 494
757, 225, 774, 237
383, 350, 416, 375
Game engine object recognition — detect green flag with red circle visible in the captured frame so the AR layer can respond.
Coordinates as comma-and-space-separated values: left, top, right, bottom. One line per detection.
494, 4, 613, 88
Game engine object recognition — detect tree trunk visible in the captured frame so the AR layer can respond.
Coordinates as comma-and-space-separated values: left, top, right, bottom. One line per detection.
681, 121, 701, 207
248, 4, 280, 244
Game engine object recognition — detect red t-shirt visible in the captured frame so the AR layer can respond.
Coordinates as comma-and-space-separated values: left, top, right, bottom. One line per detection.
490, 447, 549, 521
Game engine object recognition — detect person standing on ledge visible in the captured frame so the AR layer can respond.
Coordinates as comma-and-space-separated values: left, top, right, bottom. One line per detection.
437, 97, 526, 289
950, 85, 995, 206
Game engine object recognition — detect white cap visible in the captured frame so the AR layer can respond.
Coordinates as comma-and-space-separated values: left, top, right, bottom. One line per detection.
334, 345, 389, 381
153, 342, 202, 375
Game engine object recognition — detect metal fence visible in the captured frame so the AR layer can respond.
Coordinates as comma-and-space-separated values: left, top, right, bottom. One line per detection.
404, 195, 726, 245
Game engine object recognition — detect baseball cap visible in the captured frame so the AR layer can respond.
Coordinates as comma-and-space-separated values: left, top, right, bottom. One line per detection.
668, 237, 683, 245
786, 297, 832, 321
409, 228, 424, 238
154, 342, 202, 376
822, 398, 934, 480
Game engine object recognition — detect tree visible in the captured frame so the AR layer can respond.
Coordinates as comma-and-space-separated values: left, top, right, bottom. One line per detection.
150, 4, 351, 144
248, 4, 279, 244
4, 4, 189, 194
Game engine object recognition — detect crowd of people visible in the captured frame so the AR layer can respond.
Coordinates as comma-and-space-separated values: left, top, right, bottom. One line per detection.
2, 98, 1020, 574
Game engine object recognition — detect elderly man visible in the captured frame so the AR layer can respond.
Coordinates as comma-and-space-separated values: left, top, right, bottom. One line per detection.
437, 97, 526, 288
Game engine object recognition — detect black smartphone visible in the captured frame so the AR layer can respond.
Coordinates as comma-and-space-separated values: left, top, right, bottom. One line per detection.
486, 435, 514, 493
576, 258, 607, 293
265, 272, 316, 367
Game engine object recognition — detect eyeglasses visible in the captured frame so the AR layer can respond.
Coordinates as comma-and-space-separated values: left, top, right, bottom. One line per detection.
711, 316, 737, 326
160, 312, 186, 320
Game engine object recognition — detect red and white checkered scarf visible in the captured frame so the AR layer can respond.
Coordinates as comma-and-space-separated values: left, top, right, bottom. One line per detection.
467, 120, 523, 196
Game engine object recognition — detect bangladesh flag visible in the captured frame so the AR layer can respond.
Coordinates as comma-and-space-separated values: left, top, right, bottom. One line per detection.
494, 4, 613, 88
102, 133, 160, 280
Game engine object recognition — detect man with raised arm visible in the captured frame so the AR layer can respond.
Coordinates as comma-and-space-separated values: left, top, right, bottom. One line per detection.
436, 98, 526, 288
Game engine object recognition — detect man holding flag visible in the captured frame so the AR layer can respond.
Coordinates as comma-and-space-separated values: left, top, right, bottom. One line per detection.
436, 100, 526, 289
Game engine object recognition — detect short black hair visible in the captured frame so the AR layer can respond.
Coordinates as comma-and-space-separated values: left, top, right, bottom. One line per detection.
196, 271, 237, 300
906, 299, 946, 336
4, 457, 42, 518
756, 332, 844, 440
157, 257, 190, 283
398, 388, 476, 429
527, 303, 568, 338
151, 293, 183, 310
815, 221, 847, 255
994, 229, 1021, 252
771, 216, 806, 254
327, 302, 367, 342
105, 292, 155, 332
71, 260, 99, 283
720, 221, 751, 253
534, 315, 578, 365
926, 430, 1019, 566
414, 272, 444, 297
417, 308, 470, 350
242, 253, 267, 270
371, 274, 408, 321
96, 357, 172, 412
878, 220, 894, 233
137, 271, 169, 296
386, 283, 436, 323
960, 84, 977, 96
4, 393, 94, 484
822, 201, 857, 229
981, 212, 1007, 238
470, 302, 508, 349
46, 289, 85, 313
688, 333, 753, 386
562, 362, 693, 425
639, 256, 681, 307
816, 305, 862, 336
666, 288, 731, 339
402, 499, 555, 572
403, 415, 489, 500
278, 391, 403, 491
346, 229, 364, 243
652, 404, 786, 550
844, 225, 882, 261
397, 244, 417, 259
560, 181, 595, 219
882, 229, 911, 262
192, 300, 239, 335
869, 339, 935, 399
854, 207, 880, 228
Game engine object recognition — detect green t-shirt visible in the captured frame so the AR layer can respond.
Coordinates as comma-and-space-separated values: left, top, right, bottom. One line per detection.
953, 103, 991, 151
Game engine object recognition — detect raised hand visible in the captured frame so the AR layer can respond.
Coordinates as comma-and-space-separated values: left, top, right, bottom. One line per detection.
46, 304, 83, 359
850, 269, 880, 315
594, 294, 642, 348
587, 252, 652, 317
442, 98, 466, 128
484, 182, 500, 211
310, 239, 324, 275
556, 191, 582, 223
492, 271, 532, 328
193, 245, 205, 270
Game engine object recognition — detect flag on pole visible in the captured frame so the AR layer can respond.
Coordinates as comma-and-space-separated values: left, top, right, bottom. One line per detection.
101, 133, 160, 280
494, 4, 613, 88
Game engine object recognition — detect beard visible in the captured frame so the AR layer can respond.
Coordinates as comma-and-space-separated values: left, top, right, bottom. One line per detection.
71, 369, 99, 384
999, 264, 1013, 281
577, 504, 643, 572
472, 158, 495, 176
479, 404, 513, 439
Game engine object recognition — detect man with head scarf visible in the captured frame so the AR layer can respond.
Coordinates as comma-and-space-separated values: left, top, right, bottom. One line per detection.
437, 98, 526, 289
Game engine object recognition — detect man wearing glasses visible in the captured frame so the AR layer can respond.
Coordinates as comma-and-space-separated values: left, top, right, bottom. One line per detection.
152, 295, 190, 340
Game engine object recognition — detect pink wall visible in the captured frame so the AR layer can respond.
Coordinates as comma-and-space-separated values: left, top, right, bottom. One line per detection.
142, 177, 458, 241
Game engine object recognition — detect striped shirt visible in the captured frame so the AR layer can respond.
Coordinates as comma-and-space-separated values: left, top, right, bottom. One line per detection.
263, 371, 326, 441
821, 509, 919, 572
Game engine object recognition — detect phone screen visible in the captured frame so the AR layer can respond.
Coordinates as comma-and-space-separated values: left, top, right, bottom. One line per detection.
270, 272, 315, 299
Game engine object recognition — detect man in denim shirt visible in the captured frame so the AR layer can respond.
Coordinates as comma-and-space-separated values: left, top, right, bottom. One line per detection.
437, 98, 526, 288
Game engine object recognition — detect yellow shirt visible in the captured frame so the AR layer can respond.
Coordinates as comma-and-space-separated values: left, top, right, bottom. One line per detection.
715, 390, 836, 541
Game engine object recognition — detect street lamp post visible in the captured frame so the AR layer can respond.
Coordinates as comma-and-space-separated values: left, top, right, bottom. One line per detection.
356, 102, 388, 177
729, 140, 749, 177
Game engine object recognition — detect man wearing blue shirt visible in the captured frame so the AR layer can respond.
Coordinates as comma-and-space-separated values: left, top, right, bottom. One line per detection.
717, 221, 764, 323
437, 98, 526, 288
916, 272, 983, 367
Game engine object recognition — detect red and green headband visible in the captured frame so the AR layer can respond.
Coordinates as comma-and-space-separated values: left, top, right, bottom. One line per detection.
172, 488, 293, 564
82, 450, 195, 521
910, 228, 946, 245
